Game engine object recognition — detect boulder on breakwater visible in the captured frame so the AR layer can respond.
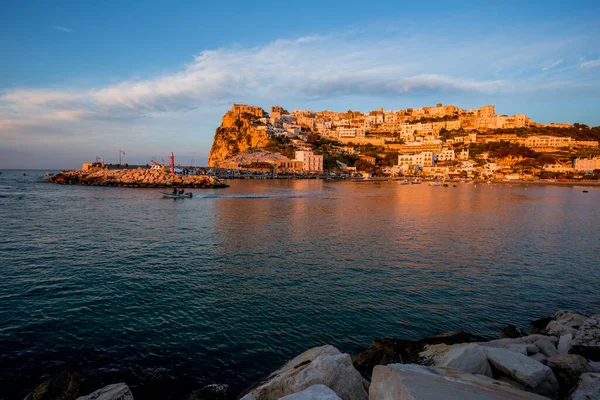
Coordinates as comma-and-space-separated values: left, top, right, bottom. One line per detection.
44, 168, 229, 188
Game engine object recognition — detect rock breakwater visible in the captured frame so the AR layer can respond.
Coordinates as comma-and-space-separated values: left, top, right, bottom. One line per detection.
45, 168, 229, 188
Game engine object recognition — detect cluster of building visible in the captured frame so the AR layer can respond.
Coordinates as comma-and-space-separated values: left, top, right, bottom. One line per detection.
254, 104, 573, 143
226, 103, 598, 176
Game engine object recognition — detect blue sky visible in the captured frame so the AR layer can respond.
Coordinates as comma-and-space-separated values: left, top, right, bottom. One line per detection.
1, 0, 600, 169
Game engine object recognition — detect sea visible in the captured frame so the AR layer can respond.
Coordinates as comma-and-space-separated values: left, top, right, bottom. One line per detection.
1, 169, 599, 399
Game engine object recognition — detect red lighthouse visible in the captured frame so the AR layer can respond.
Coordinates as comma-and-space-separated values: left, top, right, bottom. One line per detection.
169, 152, 175, 173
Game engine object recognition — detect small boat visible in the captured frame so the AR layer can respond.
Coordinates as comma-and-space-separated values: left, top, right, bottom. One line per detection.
411, 179, 422, 184
429, 181, 442, 186
398, 179, 410, 185
159, 190, 193, 198
22, 173, 26, 176
45, 172, 54, 176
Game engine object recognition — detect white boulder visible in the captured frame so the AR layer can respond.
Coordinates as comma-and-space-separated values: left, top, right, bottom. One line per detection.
482, 346, 559, 396
240, 345, 367, 400
558, 334, 573, 354
279, 385, 342, 400
368, 364, 548, 400
431, 343, 493, 377
76, 383, 133, 400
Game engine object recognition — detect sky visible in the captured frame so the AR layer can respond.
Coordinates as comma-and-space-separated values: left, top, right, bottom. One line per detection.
1, 0, 600, 169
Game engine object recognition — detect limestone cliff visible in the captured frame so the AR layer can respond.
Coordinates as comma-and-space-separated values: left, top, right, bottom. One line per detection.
208, 105, 270, 167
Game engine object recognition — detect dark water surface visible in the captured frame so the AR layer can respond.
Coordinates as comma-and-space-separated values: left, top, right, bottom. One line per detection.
1, 170, 599, 399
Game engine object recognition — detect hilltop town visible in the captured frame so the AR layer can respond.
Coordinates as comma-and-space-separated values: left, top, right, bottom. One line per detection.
208, 103, 600, 180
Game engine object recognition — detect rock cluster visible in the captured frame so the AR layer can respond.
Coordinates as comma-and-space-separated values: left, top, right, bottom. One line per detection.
45, 168, 229, 188
23, 310, 600, 400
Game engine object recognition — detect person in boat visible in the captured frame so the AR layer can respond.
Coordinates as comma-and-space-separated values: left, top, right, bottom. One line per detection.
172, 187, 178, 194
179, 189, 184, 195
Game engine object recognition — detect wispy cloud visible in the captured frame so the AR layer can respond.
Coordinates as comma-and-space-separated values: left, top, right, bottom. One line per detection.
581, 59, 600, 68
1, 29, 599, 146
54, 26, 73, 33
542, 60, 563, 71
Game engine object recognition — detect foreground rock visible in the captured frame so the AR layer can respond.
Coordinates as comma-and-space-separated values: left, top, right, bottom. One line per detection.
571, 314, 600, 361
24, 370, 83, 400
419, 343, 493, 377
351, 331, 487, 379
279, 385, 342, 400
369, 364, 548, 400
240, 345, 367, 400
547, 354, 592, 397
569, 373, 600, 400
76, 383, 133, 400
45, 168, 229, 189
482, 346, 559, 396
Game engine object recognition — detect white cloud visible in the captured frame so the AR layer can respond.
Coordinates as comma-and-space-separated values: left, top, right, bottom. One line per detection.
581, 59, 600, 68
0, 30, 598, 145
542, 60, 563, 71
54, 26, 73, 33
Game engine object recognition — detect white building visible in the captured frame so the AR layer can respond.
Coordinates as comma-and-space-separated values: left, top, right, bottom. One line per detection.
573, 157, 600, 172
397, 151, 435, 167
295, 150, 324, 172
437, 149, 456, 162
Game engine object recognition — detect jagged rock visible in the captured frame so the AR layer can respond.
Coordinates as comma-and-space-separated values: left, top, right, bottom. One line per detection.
535, 311, 589, 337
482, 346, 559, 396
422, 343, 493, 377
75, 383, 133, 400
534, 339, 560, 358
547, 354, 592, 397
526, 345, 539, 355
559, 334, 573, 354
501, 325, 526, 339
555, 311, 588, 330
569, 372, 600, 400
240, 345, 367, 400
279, 385, 341, 400
369, 364, 548, 400
351, 331, 487, 379
24, 370, 83, 400
571, 315, 600, 361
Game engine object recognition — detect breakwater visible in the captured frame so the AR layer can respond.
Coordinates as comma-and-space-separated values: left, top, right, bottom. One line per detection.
44, 168, 229, 188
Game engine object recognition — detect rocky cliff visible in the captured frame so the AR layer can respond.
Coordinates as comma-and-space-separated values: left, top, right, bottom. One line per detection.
207, 105, 271, 167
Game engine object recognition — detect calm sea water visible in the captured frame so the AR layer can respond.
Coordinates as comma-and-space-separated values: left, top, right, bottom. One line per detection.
1, 170, 599, 399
